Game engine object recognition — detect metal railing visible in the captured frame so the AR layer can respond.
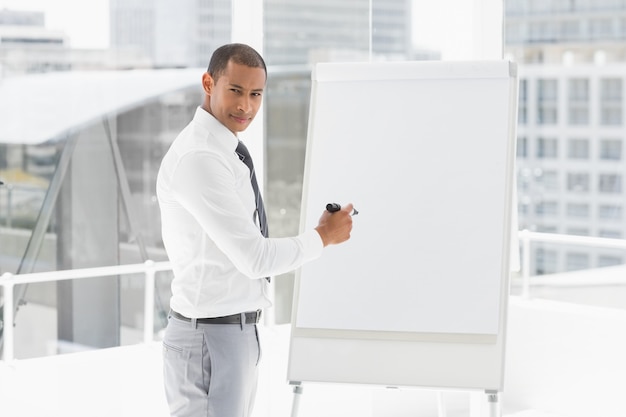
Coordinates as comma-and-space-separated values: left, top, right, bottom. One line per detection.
1, 230, 626, 363
519, 230, 626, 298
0, 260, 172, 362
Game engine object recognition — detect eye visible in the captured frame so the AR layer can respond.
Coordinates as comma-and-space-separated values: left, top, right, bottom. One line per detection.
230, 88, 241, 94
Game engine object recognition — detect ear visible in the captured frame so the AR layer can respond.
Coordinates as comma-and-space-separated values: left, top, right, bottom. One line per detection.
202, 73, 214, 95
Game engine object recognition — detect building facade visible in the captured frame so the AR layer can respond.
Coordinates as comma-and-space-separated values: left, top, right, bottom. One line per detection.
264, 0, 412, 65
0, 9, 69, 76
109, 0, 413, 67
109, 0, 232, 68
505, 0, 626, 273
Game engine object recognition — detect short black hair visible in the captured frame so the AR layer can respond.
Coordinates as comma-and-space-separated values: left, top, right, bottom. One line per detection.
207, 43, 267, 81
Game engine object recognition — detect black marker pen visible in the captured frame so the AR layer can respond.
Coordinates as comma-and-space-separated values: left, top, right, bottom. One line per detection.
326, 203, 358, 216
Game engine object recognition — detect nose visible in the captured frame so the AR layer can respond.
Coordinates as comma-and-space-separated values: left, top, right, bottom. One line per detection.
237, 95, 251, 113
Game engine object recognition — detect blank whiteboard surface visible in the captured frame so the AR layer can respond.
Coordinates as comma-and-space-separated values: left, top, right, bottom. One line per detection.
289, 61, 518, 390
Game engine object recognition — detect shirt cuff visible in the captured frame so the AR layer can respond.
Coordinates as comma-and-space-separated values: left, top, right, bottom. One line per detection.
299, 229, 324, 262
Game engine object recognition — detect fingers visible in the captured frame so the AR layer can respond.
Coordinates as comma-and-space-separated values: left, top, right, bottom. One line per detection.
315, 202, 355, 246
333, 206, 353, 243
342, 203, 354, 214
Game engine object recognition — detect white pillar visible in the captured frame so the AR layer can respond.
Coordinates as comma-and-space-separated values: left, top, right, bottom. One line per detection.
230, 1, 273, 324
231, 0, 266, 194
472, 0, 504, 59
231, 0, 264, 51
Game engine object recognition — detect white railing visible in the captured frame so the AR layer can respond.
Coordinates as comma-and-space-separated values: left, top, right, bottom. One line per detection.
0, 260, 172, 362
519, 230, 626, 298
1, 230, 626, 363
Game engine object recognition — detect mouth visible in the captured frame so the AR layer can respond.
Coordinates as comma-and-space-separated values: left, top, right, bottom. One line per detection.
231, 114, 251, 124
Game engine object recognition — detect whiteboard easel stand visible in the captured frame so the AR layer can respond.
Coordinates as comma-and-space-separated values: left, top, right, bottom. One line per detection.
289, 381, 500, 417
437, 390, 447, 417
487, 390, 501, 417
289, 381, 303, 417
289, 60, 516, 417
470, 390, 501, 417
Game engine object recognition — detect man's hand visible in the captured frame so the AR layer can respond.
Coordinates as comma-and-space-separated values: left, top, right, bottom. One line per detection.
315, 203, 354, 247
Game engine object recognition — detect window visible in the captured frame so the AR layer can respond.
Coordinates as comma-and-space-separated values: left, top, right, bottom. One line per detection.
540, 170, 559, 190
0, 0, 538, 360
506, 0, 525, 14
553, 0, 575, 12
518, 170, 530, 191
567, 228, 589, 236
598, 174, 622, 193
537, 79, 558, 124
567, 138, 589, 159
538, 75, 557, 97
519, 201, 530, 215
530, 21, 556, 42
566, 252, 589, 271
601, 78, 622, 101
566, 203, 589, 218
621, 17, 626, 37
535, 247, 558, 275
568, 105, 589, 125
598, 255, 623, 267
535, 201, 559, 216
601, 106, 622, 125
537, 137, 558, 158
568, 79, 589, 125
599, 139, 622, 160
589, 18, 614, 39
518, 79, 528, 124
505, 22, 522, 43
560, 20, 580, 40
600, 78, 622, 125
528, 1, 552, 14
598, 204, 623, 220
567, 172, 590, 192
599, 229, 622, 238
517, 136, 528, 158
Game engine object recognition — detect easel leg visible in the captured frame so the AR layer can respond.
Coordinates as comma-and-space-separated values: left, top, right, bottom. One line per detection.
290, 382, 303, 417
486, 390, 500, 417
436, 391, 447, 417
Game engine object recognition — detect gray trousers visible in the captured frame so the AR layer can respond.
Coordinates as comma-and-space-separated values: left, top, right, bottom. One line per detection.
162, 314, 261, 417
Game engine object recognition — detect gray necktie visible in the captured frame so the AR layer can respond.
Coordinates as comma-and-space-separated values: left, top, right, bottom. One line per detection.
236, 141, 270, 282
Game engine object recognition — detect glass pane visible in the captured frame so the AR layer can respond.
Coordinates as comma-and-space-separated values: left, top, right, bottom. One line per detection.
507, 0, 626, 287
599, 139, 623, 160
264, 0, 502, 322
567, 138, 590, 159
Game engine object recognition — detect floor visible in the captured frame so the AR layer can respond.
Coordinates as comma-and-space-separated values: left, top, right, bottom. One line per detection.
1, 324, 513, 417
11, 293, 626, 417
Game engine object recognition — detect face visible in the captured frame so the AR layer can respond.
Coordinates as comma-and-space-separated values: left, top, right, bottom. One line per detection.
202, 60, 266, 134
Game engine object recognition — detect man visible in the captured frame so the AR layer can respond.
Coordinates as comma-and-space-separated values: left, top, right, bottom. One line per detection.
156, 43, 354, 417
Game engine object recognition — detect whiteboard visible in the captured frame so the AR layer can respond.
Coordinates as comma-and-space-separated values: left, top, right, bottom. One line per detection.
288, 61, 518, 391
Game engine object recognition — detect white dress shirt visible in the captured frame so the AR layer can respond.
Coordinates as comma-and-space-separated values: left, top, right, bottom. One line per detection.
157, 107, 323, 318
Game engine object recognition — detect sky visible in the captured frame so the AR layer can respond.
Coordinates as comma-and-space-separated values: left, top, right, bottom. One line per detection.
0, 0, 475, 57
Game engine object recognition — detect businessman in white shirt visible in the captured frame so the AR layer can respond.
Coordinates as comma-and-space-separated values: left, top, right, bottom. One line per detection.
156, 43, 354, 417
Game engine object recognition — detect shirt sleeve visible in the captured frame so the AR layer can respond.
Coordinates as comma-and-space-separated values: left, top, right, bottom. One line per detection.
170, 150, 323, 279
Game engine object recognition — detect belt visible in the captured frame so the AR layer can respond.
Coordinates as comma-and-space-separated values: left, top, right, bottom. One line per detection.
170, 309, 262, 325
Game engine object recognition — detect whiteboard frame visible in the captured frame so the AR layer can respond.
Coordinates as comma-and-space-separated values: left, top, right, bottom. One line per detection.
288, 60, 518, 391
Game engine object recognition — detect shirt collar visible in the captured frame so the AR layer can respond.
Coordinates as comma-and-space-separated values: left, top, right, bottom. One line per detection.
192, 106, 239, 154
